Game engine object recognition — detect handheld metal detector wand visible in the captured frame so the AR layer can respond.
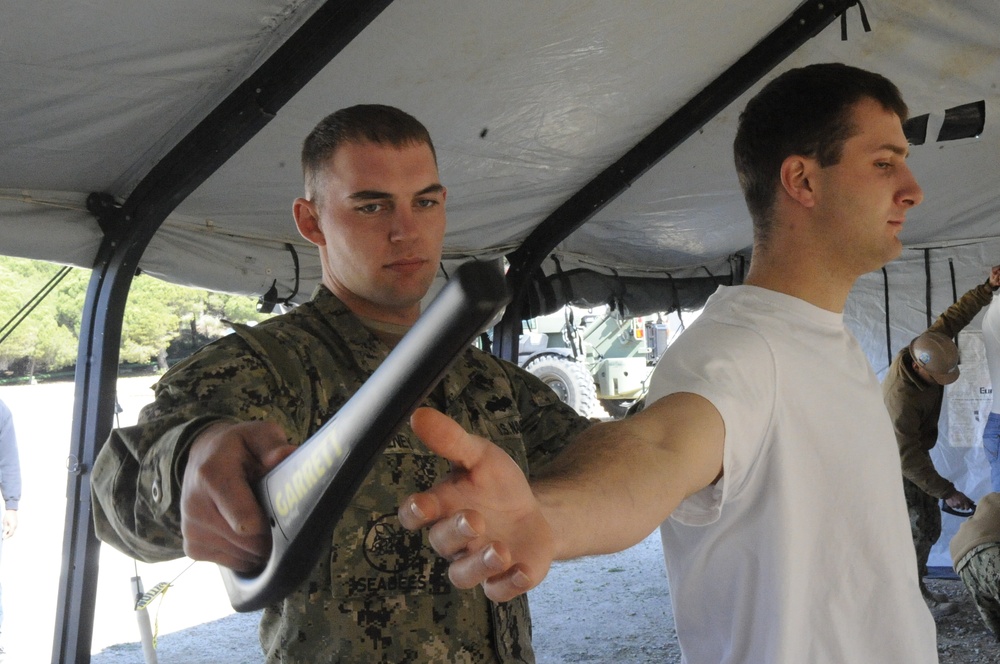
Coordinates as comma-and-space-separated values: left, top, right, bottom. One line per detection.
221, 259, 510, 612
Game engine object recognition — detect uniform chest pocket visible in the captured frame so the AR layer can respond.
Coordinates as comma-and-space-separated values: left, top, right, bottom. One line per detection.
476, 413, 529, 472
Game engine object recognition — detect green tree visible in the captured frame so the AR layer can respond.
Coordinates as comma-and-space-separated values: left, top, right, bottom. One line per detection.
0, 257, 86, 378
121, 276, 186, 368
0, 256, 272, 378
123, 274, 271, 370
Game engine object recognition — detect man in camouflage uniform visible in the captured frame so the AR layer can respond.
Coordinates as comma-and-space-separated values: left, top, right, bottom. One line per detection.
883, 265, 1000, 618
950, 492, 1000, 640
91, 105, 591, 663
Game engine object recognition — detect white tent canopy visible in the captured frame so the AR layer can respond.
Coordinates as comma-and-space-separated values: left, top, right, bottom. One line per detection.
2, 1, 999, 660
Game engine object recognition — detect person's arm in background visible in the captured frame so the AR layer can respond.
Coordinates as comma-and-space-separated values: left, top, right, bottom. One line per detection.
928, 265, 1000, 339
883, 377, 972, 509
398, 392, 724, 602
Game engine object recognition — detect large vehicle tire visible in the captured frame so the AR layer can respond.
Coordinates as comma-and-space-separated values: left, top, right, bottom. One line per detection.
524, 355, 602, 418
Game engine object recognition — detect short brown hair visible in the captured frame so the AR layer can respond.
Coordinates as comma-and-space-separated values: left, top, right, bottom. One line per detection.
301, 104, 436, 203
734, 63, 908, 244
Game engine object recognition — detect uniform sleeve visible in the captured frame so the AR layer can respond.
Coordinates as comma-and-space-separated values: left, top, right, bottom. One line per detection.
495, 360, 593, 475
90, 331, 299, 562
91, 415, 231, 561
928, 282, 994, 339
882, 361, 955, 498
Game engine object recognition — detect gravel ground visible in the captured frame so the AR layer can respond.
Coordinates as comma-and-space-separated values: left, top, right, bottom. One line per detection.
85, 534, 678, 664
928, 576, 1000, 663
88, 535, 1000, 664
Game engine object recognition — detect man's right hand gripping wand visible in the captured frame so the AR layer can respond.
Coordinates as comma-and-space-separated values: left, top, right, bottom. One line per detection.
220, 259, 511, 612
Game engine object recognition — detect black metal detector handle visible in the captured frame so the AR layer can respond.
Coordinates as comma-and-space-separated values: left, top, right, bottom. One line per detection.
942, 500, 976, 518
221, 259, 510, 612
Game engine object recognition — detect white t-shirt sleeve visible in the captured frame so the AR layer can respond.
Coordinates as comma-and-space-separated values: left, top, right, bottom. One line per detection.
644, 320, 776, 526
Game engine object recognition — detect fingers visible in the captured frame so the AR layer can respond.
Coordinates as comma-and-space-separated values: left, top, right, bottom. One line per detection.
185, 433, 268, 537
443, 544, 539, 603
3, 512, 16, 539
399, 502, 543, 602
261, 443, 297, 469
446, 541, 510, 588
418, 508, 549, 601
399, 407, 505, 531
208, 471, 270, 538
944, 491, 975, 511
410, 407, 491, 470
181, 467, 271, 569
183, 519, 269, 572
238, 420, 295, 468
402, 407, 554, 601
398, 492, 440, 530
428, 529, 539, 603
426, 511, 487, 559
481, 566, 539, 603
180, 420, 292, 568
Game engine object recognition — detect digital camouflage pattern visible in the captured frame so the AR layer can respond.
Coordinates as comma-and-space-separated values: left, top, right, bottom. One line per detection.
951, 492, 1000, 640
903, 477, 940, 585
956, 544, 1000, 639
91, 286, 592, 663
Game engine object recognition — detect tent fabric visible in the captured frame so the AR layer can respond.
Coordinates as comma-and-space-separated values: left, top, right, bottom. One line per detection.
3, 0, 1000, 653
4, 1, 998, 308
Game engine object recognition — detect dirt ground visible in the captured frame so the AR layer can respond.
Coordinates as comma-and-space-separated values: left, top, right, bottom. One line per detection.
0, 376, 997, 662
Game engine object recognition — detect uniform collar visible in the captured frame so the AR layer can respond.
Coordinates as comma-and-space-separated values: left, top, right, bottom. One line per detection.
309, 285, 474, 398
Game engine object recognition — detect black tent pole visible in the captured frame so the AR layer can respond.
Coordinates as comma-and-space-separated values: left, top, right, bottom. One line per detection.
494, 0, 865, 362
52, 2, 393, 661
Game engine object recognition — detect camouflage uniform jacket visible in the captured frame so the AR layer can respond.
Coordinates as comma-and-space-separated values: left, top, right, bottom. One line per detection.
91, 285, 591, 663
882, 281, 995, 498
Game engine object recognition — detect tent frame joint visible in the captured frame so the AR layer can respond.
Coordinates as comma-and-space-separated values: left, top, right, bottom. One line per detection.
86, 192, 126, 243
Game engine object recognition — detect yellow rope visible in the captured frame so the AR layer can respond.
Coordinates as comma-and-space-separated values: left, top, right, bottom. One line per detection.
133, 560, 197, 649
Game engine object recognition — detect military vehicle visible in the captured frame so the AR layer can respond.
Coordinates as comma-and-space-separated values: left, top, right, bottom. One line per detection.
519, 306, 677, 418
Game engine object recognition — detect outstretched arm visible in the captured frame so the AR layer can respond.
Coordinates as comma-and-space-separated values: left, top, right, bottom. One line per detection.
399, 391, 724, 602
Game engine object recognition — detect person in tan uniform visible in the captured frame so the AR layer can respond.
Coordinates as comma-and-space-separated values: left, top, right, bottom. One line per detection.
882, 266, 1000, 617
950, 492, 1000, 640
90, 105, 592, 663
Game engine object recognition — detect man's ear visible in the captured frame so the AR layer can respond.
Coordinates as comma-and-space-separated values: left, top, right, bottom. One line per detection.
292, 198, 326, 246
779, 155, 818, 209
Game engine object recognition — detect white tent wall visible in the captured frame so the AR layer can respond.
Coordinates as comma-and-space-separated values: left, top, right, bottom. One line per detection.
0, 190, 104, 268
846, 238, 1000, 566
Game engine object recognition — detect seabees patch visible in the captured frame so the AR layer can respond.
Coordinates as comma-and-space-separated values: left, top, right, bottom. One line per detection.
338, 513, 451, 598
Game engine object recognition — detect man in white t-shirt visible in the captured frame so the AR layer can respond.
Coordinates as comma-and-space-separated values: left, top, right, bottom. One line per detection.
398, 63, 937, 663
